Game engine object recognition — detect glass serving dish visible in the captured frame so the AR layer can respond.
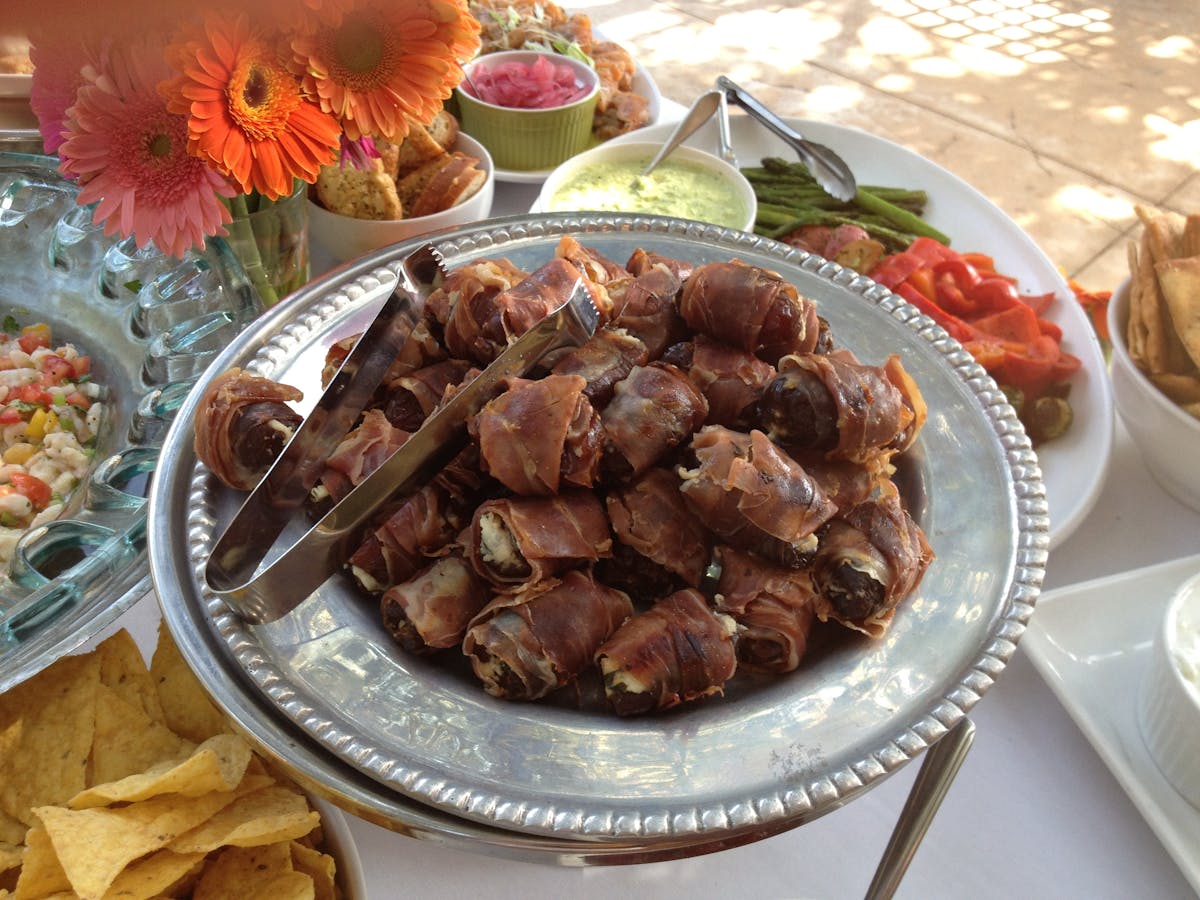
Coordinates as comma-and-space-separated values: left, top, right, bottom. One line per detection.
0, 151, 264, 692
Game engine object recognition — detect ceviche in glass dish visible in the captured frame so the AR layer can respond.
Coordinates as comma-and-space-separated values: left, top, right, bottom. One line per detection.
0, 151, 265, 693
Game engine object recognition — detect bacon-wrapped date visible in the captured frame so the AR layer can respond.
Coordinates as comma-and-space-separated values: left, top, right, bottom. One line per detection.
463, 569, 634, 701
595, 588, 738, 716
549, 326, 649, 407
381, 358, 474, 430
380, 551, 493, 654
600, 363, 708, 480
712, 546, 817, 674
605, 467, 710, 588
679, 261, 820, 364
468, 490, 612, 589
678, 426, 837, 567
312, 409, 409, 506
193, 368, 303, 491
471, 374, 604, 496
757, 350, 924, 462
810, 478, 933, 637
444, 258, 609, 364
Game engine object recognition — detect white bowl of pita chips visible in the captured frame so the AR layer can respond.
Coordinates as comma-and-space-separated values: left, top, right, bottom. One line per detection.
309, 114, 494, 264
1108, 208, 1200, 512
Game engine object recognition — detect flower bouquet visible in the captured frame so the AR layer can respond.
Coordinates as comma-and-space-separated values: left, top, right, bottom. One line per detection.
15, 0, 481, 306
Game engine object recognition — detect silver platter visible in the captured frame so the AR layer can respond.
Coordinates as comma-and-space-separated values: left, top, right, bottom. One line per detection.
149, 214, 1047, 854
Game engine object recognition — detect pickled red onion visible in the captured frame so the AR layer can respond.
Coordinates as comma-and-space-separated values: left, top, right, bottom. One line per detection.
468, 55, 590, 110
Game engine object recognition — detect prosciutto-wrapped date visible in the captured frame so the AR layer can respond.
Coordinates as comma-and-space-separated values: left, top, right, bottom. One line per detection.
426, 257, 527, 330
757, 350, 924, 462
463, 569, 634, 700
712, 546, 817, 674
679, 261, 820, 364
600, 363, 709, 480
549, 326, 649, 407
607, 263, 687, 358
595, 588, 738, 716
381, 358, 474, 430
193, 368, 303, 491
380, 552, 493, 654
555, 235, 632, 288
320, 318, 446, 392
472, 374, 604, 496
468, 490, 612, 589
679, 335, 778, 428
347, 448, 486, 592
810, 478, 933, 637
444, 258, 609, 364
312, 409, 410, 506
605, 467, 710, 588
625, 247, 693, 281
678, 426, 837, 566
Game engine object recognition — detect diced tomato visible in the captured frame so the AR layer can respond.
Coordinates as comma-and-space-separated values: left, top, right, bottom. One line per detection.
0, 407, 22, 424
17, 327, 51, 355
65, 390, 91, 410
39, 354, 75, 385
71, 356, 91, 378
9, 472, 51, 510
12, 383, 51, 406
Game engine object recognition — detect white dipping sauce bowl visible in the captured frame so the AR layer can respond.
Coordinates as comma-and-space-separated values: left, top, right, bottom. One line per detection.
1138, 570, 1200, 809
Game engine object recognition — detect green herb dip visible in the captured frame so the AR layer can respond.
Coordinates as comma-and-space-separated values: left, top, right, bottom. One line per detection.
547, 156, 749, 229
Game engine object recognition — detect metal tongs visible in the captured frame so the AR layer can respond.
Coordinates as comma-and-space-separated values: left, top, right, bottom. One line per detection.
718, 76, 857, 202
205, 245, 602, 624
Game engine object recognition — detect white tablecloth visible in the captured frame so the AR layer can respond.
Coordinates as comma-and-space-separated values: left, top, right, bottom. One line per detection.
111, 164, 1200, 900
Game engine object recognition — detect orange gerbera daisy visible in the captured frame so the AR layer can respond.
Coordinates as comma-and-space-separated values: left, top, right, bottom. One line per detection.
161, 11, 342, 199
291, 0, 481, 142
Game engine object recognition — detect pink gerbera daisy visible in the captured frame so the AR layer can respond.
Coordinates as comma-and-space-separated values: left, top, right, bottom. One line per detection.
28, 33, 103, 156
59, 37, 236, 258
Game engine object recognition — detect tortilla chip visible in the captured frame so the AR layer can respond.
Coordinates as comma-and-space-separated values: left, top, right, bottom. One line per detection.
33, 783, 250, 899
0, 842, 20, 875
1133, 208, 1194, 373
169, 786, 319, 853
103, 847, 208, 900
1155, 256, 1200, 371
0, 811, 22, 848
11, 825, 70, 898
290, 840, 338, 900
1149, 371, 1200, 404
1181, 214, 1200, 258
95, 629, 165, 725
192, 841, 315, 900
72, 733, 252, 809
0, 652, 100, 827
90, 683, 195, 787
150, 621, 228, 744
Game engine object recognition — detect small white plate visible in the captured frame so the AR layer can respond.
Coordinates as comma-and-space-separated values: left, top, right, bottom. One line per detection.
612, 115, 1113, 549
1023, 553, 1200, 896
490, 63, 662, 184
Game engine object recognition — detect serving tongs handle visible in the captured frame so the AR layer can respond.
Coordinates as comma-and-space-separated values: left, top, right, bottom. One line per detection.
716, 75, 857, 202
205, 271, 602, 624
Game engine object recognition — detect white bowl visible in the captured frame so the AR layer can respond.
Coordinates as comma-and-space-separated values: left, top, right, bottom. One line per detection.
1138, 570, 1200, 809
1107, 277, 1200, 512
308, 133, 494, 264
309, 794, 369, 899
536, 140, 757, 232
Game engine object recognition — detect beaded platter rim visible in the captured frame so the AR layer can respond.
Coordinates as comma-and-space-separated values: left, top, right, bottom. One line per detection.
159, 213, 1047, 846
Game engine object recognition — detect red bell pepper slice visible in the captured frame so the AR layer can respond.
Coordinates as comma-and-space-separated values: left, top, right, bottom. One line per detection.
894, 282, 975, 344
969, 304, 1042, 345
869, 251, 925, 290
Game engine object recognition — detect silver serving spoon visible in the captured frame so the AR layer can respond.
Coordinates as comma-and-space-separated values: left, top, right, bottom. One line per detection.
716, 75, 857, 202
640, 89, 725, 176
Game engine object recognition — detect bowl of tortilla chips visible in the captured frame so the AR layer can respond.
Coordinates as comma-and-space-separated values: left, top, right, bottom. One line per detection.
0, 625, 367, 899
1108, 206, 1200, 512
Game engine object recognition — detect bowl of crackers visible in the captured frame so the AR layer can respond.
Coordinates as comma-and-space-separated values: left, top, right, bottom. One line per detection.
1109, 205, 1200, 512
0, 624, 368, 898
308, 110, 493, 264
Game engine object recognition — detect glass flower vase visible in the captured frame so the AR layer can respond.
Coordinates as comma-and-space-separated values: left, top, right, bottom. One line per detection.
221, 181, 311, 307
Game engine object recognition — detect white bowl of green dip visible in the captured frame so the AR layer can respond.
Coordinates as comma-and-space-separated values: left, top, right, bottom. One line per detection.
537, 141, 756, 231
